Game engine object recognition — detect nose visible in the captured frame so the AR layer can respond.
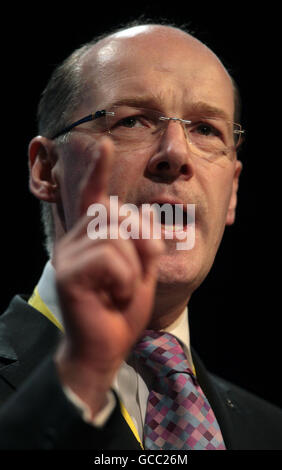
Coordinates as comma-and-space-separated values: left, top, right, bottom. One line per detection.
146, 119, 194, 183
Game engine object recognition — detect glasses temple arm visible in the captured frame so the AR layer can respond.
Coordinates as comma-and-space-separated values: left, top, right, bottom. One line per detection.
51, 110, 109, 140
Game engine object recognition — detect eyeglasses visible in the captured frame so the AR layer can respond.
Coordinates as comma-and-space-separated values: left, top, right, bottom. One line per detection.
52, 105, 245, 158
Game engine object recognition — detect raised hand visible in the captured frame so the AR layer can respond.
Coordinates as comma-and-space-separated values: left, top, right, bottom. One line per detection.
54, 136, 165, 416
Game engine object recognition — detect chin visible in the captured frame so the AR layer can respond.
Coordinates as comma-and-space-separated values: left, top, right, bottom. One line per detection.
156, 247, 208, 292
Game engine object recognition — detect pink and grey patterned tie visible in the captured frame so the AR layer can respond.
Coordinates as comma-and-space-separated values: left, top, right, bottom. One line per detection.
134, 330, 226, 450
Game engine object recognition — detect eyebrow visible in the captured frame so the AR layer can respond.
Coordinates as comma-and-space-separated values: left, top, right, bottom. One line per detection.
187, 101, 231, 121
106, 96, 231, 121
108, 96, 165, 111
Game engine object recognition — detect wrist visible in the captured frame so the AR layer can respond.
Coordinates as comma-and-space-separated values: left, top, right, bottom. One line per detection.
54, 342, 116, 418
63, 385, 116, 425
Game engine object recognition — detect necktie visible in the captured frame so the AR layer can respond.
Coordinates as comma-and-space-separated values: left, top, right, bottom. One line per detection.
134, 330, 226, 450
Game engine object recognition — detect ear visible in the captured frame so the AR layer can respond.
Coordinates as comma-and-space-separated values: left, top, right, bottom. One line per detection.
225, 159, 243, 226
28, 136, 60, 203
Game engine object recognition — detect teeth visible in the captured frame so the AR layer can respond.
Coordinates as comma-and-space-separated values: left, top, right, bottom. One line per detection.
164, 224, 185, 232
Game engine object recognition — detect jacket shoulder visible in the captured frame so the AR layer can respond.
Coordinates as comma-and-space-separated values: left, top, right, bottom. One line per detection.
210, 373, 282, 450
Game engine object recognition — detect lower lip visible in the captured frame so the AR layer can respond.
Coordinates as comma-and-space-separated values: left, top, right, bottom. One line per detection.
160, 223, 190, 239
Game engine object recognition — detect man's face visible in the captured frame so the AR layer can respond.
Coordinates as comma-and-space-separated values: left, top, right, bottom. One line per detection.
54, 26, 242, 296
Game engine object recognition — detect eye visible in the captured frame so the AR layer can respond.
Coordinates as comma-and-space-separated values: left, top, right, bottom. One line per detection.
194, 122, 220, 137
116, 114, 149, 129
119, 116, 141, 128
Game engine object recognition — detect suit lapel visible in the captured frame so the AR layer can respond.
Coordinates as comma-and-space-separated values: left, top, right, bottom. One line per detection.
0, 295, 62, 392
0, 321, 17, 362
192, 348, 237, 450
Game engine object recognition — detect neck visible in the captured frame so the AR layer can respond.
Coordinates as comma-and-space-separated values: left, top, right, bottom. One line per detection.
148, 282, 191, 330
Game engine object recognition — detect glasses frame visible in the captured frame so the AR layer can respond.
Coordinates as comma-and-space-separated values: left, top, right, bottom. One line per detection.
51, 107, 246, 149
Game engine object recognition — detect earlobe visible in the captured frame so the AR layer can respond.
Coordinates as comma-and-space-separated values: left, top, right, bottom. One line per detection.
28, 136, 59, 203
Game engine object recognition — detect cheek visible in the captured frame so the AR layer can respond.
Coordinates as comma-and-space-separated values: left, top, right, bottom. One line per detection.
58, 165, 85, 229
62, 157, 89, 204
56, 138, 99, 227
198, 160, 235, 235
107, 152, 145, 200
210, 178, 233, 219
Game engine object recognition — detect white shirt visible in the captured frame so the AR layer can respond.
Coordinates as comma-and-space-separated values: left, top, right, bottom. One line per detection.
36, 261, 193, 439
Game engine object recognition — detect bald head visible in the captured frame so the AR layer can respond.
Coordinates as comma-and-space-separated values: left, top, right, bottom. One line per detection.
94, 23, 221, 60
81, 24, 233, 98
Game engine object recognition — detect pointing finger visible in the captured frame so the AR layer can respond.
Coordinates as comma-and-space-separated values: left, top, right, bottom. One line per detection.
79, 136, 115, 216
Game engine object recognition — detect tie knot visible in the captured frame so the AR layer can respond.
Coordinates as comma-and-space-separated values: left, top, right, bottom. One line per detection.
134, 330, 193, 377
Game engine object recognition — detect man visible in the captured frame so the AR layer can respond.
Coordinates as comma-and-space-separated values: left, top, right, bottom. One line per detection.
0, 21, 281, 450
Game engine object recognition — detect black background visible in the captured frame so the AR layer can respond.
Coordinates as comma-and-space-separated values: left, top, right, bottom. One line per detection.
1, 3, 281, 408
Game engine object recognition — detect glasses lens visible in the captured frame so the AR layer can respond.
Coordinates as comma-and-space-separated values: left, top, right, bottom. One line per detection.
103, 106, 241, 157
184, 117, 237, 157
105, 106, 162, 149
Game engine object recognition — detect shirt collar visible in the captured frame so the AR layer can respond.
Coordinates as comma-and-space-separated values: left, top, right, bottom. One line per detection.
37, 260, 64, 329
161, 308, 191, 365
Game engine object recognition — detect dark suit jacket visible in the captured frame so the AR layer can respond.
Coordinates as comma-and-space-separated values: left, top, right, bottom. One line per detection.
0, 294, 281, 450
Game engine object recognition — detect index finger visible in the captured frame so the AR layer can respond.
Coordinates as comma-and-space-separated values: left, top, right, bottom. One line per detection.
79, 136, 115, 216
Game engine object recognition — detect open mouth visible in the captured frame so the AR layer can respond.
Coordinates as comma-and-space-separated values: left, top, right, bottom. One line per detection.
136, 199, 195, 241
159, 204, 189, 230
160, 205, 187, 225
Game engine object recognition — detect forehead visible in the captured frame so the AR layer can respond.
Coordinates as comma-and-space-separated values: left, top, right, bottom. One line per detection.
80, 26, 234, 119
